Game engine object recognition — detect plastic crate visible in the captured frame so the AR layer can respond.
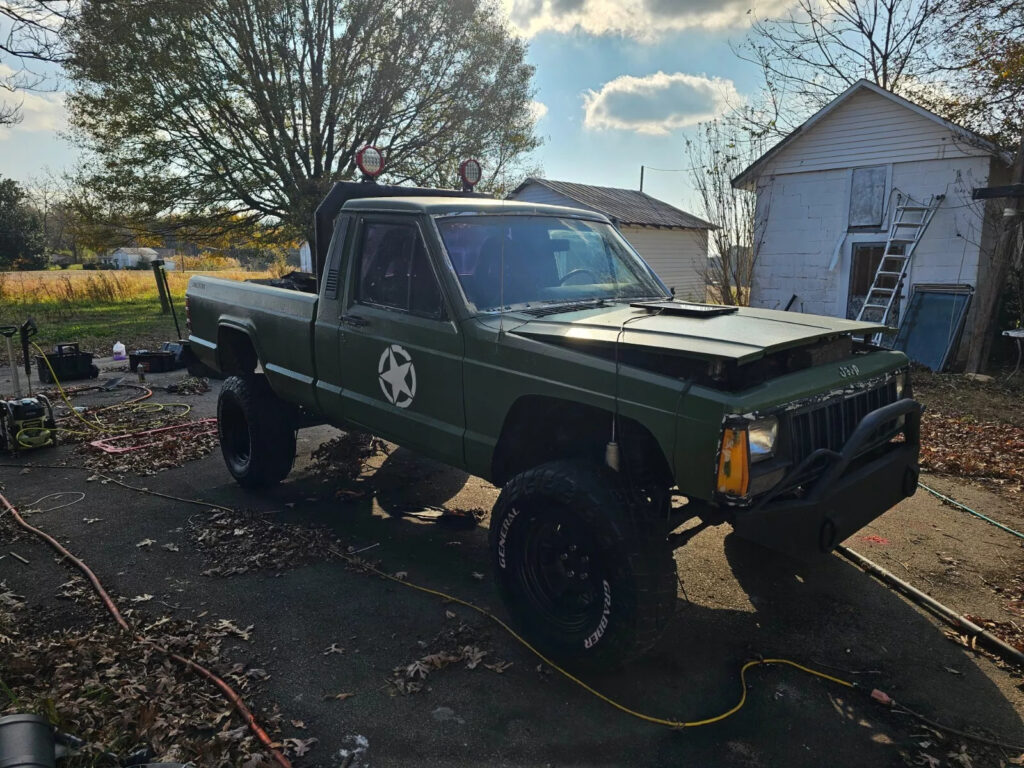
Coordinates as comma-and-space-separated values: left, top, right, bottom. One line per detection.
129, 348, 185, 373
35, 343, 98, 383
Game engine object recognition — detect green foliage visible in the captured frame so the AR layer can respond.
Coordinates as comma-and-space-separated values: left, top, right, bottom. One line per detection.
0, 176, 46, 269
66, 0, 541, 241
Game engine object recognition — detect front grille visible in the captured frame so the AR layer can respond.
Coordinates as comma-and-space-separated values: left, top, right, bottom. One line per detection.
788, 378, 899, 467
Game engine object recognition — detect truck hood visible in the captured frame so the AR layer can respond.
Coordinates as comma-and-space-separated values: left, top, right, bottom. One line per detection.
508, 304, 883, 364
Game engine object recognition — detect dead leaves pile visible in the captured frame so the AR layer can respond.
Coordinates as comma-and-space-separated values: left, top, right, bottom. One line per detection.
918, 408, 1024, 492
0, 587, 287, 767
310, 431, 389, 482
82, 422, 219, 476
387, 618, 511, 695
190, 509, 343, 576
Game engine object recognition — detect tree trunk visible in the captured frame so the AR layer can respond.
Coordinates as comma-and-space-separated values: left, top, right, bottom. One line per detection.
967, 138, 1024, 373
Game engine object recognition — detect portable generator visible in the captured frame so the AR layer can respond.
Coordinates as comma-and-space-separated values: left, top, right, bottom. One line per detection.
1, 323, 57, 453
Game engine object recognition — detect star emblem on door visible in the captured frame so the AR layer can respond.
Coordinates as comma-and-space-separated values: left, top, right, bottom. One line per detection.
378, 344, 417, 408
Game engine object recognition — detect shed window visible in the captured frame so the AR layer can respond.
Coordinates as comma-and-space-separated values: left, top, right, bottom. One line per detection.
849, 166, 888, 228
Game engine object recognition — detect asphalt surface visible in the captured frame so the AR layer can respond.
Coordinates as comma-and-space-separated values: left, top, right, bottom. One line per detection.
1, 362, 1022, 767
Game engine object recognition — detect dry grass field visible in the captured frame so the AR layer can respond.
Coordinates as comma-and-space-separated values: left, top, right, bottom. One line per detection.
0, 269, 271, 361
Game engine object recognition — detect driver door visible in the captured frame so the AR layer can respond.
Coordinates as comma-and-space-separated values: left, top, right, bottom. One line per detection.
337, 215, 465, 467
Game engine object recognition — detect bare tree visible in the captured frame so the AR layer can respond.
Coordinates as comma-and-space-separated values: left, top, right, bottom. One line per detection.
685, 119, 767, 306
0, 0, 71, 125
67, 0, 540, 242
738, 0, 945, 136
928, 0, 1024, 146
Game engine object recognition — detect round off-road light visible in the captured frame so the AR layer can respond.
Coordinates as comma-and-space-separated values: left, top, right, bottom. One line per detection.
459, 158, 482, 188
356, 145, 384, 177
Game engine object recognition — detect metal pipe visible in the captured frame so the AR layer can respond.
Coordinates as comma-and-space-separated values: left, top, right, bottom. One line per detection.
836, 545, 1024, 667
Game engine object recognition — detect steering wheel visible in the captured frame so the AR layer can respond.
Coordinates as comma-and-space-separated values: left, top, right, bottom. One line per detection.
558, 268, 599, 286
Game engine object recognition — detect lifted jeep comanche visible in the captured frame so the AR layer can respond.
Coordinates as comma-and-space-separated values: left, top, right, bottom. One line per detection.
185, 182, 922, 667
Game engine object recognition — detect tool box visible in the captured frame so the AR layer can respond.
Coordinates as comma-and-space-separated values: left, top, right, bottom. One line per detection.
35, 343, 99, 384
129, 343, 187, 373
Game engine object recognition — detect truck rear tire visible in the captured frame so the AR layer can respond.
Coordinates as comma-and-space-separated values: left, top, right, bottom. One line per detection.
489, 460, 677, 669
217, 375, 296, 488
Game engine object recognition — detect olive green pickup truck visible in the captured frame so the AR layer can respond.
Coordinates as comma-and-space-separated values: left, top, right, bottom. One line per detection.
185, 182, 922, 667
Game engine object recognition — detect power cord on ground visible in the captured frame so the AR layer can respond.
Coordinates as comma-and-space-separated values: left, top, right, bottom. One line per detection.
2, 463, 1022, 751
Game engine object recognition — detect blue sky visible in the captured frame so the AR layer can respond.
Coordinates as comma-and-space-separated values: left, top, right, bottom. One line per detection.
0, 0, 780, 215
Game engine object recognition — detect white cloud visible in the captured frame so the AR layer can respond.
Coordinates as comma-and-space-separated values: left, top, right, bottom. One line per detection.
0, 64, 66, 140
504, 0, 791, 39
583, 72, 739, 135
530, 100, 549, 122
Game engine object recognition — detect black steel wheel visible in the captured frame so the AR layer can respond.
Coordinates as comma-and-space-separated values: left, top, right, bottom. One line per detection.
217, 374, 296, 488
490, 460, 677, 669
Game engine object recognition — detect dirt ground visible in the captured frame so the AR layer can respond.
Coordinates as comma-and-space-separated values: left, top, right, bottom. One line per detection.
1, 362, 1022, 767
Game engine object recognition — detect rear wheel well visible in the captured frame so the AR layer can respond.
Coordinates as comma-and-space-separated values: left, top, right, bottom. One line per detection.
217, 326, 258, 375
491, 396, 673, 492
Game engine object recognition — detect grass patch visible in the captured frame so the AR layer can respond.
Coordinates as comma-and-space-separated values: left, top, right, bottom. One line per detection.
0, 269, 271, 361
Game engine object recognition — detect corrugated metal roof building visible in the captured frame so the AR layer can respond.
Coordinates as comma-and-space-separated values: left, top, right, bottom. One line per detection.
508, 178, 713, 300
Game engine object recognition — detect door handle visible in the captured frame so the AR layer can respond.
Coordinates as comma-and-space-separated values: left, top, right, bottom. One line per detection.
341, 314, 368, 328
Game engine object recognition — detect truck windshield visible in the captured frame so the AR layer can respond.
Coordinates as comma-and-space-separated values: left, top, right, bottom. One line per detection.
434, 214, 668, 312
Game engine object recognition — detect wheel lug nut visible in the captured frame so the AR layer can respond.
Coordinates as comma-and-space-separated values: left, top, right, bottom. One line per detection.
567, 570, 575, 578
580, 556, 588, 565
569, 545, 577, 552
580, 573, 588, 580
560, 553, 568, 561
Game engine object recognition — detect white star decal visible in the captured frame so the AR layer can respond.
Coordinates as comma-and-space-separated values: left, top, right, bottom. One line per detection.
378, 344, 417, 408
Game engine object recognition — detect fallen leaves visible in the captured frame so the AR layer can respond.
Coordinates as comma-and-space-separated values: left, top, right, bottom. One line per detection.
136, 538, 156, 548
0, 606, 288, 767
190, 509, 344, 576
324, 692, 355, 702
918, 408, 1024, 492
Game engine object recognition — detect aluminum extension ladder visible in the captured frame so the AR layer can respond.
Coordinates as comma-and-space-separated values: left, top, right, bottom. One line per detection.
855, 194, 944, 336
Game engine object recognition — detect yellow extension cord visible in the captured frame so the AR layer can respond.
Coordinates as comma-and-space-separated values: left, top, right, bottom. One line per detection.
11, 341, 192, 447
11, 346, 858, 727
329, 547, 855, 728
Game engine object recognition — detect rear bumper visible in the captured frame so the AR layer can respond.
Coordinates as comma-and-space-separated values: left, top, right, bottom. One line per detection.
733, 398, 922, 559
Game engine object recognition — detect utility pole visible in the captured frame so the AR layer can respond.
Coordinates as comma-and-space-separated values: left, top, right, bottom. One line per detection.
967, 137, 1024, 373
639, 165, 645, 192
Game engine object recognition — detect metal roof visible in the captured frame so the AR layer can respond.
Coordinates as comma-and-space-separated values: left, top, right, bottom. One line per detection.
510, 178, 714, 230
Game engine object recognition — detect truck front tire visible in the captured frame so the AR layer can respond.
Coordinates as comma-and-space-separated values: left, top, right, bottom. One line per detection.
489, 460, 677, 669
217, 375, 296, 488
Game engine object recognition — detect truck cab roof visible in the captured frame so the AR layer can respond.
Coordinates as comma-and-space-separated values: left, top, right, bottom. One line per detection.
341, 196, 611, 222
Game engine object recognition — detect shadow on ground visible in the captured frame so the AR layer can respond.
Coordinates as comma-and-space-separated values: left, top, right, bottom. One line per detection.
2, 437, 1022, 767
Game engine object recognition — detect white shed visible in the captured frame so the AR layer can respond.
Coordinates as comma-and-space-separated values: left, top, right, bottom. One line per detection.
508, 178, 714, 300
733, 80, 1011, 366
109, 247, 159, 269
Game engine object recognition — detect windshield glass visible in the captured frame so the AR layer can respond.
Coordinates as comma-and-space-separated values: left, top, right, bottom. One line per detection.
434, 214, 668, 312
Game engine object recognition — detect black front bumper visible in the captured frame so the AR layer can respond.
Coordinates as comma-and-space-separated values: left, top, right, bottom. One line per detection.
733, 398, 922, 560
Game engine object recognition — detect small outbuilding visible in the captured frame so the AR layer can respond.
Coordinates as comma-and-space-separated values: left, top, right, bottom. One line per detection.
109, 247, 160, 270
508, 178, 714, 299
732, 79, 1012, 368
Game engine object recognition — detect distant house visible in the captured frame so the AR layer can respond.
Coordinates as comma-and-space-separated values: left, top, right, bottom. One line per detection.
508, 178, 714, 299
732, 79, 1011, 366
109, 247, 160, 269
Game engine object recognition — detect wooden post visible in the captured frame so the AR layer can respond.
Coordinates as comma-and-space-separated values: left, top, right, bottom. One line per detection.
151, 259, 171, 314
967, 138, 1024, 373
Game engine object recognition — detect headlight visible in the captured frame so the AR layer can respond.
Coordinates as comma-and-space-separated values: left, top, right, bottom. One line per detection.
748, 417, 778, 463
894, 371, 908, 399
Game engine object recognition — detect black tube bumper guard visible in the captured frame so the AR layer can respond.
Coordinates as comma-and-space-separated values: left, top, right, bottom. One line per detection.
733, 398, 922, 560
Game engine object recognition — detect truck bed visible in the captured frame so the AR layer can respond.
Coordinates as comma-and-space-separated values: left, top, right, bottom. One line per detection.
186, 275, 319, 409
